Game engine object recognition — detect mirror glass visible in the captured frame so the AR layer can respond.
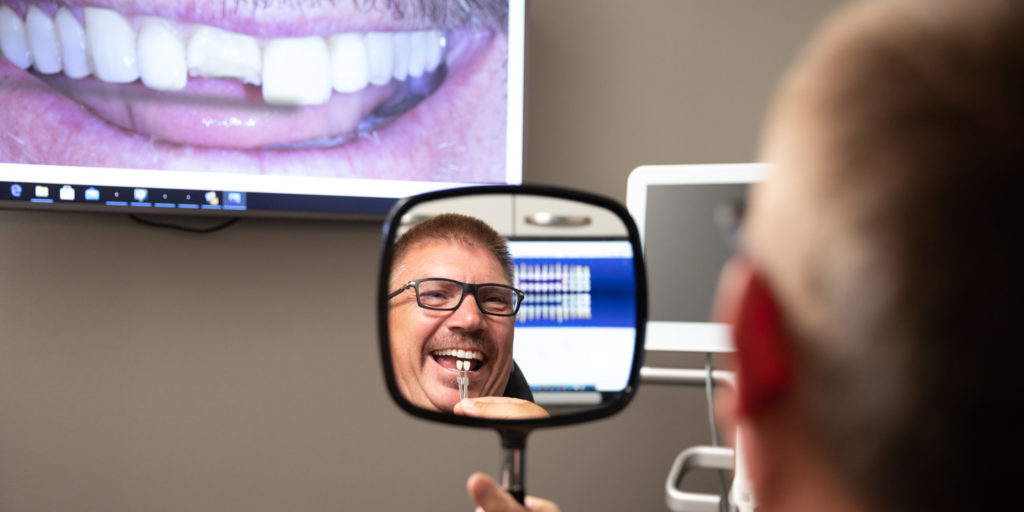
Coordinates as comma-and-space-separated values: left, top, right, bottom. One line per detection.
379, 187, 645, 424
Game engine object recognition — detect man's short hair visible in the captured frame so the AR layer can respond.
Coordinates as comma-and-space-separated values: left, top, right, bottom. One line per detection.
392, 213, 515, 284
750, 0, 1023, 510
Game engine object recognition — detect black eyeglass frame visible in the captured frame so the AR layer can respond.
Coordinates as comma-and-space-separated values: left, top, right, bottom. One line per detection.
386, 277, 525, 316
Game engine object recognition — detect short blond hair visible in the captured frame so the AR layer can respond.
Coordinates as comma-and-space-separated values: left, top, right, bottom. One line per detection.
392, 213, 514, 284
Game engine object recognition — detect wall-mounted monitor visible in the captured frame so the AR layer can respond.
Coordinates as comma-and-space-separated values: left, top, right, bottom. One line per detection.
508, 238, 637, 410
626, 163, 768, 353
0, 1, 525, 218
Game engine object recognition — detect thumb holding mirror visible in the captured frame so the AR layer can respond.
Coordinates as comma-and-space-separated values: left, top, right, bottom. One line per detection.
454, 397, 550, 420
467, 472, 562, 512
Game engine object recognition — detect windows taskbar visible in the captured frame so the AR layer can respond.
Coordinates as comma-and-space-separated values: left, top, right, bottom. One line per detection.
0, 181, 398, 217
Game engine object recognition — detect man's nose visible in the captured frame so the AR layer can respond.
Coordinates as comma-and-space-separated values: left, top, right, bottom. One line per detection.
445, 293, 487, 330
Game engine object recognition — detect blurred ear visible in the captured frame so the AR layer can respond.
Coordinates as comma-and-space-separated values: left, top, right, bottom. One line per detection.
713, 256, 793, 418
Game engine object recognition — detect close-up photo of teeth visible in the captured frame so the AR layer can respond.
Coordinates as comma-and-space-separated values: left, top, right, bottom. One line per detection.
0, 1, 511, 181
0, 6, 446, 106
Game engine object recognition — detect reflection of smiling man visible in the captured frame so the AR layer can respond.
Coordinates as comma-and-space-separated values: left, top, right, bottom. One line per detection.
388, 213, 546, 418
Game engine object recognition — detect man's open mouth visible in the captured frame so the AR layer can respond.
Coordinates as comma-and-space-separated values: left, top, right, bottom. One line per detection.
0, 1, 510, 180
430, 348, 485, 372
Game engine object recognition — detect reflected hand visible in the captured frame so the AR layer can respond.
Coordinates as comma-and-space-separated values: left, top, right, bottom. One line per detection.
467, 472, 560, 512
454, 397, 551, 419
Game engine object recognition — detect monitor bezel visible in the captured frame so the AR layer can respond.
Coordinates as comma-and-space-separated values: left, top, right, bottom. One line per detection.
625, 163, 768, 353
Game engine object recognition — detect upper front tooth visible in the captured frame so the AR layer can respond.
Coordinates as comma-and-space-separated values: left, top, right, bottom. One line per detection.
137, 17, 187, 91
262, 36, 332, 106
407, 31, 427, 78
392, 31, 410, 81
0, 5, 32, 70
425, 29, 444, 72
187, 26, 262, 85
26, 6, 61, 74
456, 349, 467, 359
55, 8, 90, 78
328, 33, 369, 94
85, 7, 138, 83
364, 31, 394, 86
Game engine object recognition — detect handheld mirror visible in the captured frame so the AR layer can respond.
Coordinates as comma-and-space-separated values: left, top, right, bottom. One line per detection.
378, 185, 647, 503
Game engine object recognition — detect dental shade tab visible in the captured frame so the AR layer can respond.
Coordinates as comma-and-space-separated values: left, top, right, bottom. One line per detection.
457, 359, 469, 401
0, 6, 447, 106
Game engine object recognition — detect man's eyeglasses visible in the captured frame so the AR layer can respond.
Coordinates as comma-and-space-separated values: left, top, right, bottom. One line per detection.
387, 278, 525, 316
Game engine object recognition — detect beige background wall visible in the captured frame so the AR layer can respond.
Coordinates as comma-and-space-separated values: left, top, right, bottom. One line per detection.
0, 1, 845, 510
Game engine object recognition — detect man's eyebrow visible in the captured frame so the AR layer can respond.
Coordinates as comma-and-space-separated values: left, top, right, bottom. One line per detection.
353, 0, 508, 30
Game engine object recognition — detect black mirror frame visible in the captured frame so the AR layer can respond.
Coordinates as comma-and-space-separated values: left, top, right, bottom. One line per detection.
377, 184, 648, 429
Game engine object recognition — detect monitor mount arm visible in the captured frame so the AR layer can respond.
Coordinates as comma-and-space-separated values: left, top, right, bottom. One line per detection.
640, 365, 756, 512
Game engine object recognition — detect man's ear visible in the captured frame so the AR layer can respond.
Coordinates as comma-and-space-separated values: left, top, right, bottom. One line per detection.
713, 256, 793, 418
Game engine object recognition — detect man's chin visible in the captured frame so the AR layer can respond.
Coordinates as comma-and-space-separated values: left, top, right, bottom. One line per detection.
426, 389, 460, 413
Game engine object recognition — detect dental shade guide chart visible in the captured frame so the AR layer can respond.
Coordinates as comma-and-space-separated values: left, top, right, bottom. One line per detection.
378, 185, 648, 504
0, 1, 526, 218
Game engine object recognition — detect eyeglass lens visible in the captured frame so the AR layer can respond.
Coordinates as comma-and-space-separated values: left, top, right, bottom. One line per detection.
416, 279, 519, 314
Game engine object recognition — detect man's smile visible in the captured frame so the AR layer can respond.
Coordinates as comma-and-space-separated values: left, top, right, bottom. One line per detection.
430, 348, 485, 373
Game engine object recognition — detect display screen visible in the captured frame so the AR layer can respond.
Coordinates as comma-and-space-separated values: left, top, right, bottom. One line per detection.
507, 239, 638, 407
0, 0, 524, 217
644, 183, 748, 322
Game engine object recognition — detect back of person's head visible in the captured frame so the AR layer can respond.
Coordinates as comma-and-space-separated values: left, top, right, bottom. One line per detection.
392, 213, 514, 284
749, 0, 1023, 510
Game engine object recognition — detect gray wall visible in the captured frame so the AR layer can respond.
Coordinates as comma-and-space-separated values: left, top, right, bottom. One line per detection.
0, 1, 845, 510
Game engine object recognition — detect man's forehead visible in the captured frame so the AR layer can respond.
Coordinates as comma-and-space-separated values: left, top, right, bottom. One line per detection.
394, 240, 506, 281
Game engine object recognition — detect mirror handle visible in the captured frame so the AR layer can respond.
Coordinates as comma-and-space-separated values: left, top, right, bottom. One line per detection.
498, 432, 528, 505
499, 444, 526, 505
523, 212, 591, 227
